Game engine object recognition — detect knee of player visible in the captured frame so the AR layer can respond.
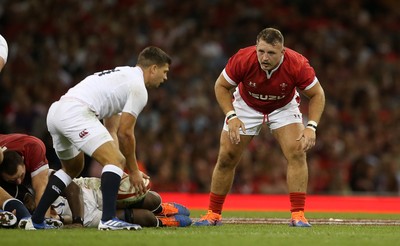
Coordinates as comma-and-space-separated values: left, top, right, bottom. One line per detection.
109, 153, 126, 169
217, 153, 239, 170
117, 155, 126, 167
286, 148, 307, 162
144, 191, 162, 210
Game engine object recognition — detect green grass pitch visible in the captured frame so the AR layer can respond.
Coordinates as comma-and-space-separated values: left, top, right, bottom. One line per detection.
1, 211, 399, 246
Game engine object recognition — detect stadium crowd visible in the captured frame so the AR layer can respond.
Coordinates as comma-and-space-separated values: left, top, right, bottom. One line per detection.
0, 0, 399, 195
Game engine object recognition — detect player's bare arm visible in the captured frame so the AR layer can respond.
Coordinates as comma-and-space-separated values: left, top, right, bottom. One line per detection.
62, 181, 84, 227
31, 168, 52, 217
215, 74, 246, 144
298, 81, 326, 151
118, 112, 148, 195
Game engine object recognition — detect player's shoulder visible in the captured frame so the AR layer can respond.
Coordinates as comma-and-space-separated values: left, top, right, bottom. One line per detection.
234, 46, 257, 59
22, 135, 46, 149
284, 48, 309, 64
1, 133, 41, 144
227, 46, 257, 70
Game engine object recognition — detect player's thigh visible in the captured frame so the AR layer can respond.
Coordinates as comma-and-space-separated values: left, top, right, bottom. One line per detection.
217, 130, 253, 166
225, 93, 265, 135
47, 100, 114, 159
91, 140, 125, 168
272, 123, 305, 159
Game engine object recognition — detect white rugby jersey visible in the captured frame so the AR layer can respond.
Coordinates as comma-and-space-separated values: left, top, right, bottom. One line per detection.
0, 34, 8, 62
62, 66, 148, 119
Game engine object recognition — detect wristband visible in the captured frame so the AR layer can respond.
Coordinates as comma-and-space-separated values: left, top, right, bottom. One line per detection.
226, 110, 237, 122
227, 114, 237, 122
226, 110, 235, 117
306, 120, 317, 131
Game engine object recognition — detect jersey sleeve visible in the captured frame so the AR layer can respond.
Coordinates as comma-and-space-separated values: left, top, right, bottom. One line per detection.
24, 138, 49, 177
224, 49, 249, 86
295, 55, 317, 91
122, 85, 148, 118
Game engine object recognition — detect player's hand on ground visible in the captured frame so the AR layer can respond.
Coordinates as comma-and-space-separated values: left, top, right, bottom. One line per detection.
228, 118, 246, 144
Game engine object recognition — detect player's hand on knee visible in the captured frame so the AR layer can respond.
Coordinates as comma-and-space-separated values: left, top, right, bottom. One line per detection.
297, 129, 316, 151
228, 118, 246, 144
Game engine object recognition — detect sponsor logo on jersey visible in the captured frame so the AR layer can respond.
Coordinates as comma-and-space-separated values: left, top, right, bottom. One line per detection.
79, 129, 89, 139
248, 91, 286, 101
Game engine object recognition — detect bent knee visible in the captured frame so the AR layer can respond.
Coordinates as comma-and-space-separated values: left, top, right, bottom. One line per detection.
217, 151, 240, 170
286, 148, 307, 163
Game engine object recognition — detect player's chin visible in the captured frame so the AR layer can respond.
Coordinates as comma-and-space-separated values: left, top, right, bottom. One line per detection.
150, 83, 161, 88
260, 64, 271, 71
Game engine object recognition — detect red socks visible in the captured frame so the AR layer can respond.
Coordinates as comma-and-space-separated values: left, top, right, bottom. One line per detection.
209, 192, 226, 214
208, 192, 305, 214
290, 192, 306, 212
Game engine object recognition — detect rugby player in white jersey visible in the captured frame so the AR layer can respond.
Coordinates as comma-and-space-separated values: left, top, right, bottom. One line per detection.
25, 46, 172, 230
0, 34, 18, 228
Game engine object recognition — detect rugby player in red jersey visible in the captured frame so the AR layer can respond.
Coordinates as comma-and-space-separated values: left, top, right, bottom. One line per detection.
0, 133, 58, 227
194, 28, 325, 227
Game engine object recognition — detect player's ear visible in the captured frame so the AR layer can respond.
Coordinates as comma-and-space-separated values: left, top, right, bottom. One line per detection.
149, 64, 158, 74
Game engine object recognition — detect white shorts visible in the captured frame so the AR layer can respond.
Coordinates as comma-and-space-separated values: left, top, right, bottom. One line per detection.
223, 91, 303, 135
46, 99, 113, 160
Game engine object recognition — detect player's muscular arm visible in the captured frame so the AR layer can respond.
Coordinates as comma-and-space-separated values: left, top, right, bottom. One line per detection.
301, 81, 325, 125
298, 81, 325, 151
31, 169, 51, 217
215, 73, 246, 144
117, 112, 148, 194
62, 181, 84, 227
214, 74, 236, 114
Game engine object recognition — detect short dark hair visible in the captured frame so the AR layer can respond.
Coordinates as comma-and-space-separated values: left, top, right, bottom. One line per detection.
256, 28, 284, 46
0, 151, 24, 176
137, 46, 172, 68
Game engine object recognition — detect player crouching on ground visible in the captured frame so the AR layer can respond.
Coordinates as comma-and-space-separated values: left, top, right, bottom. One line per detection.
35, 175, 192, 228
55, 176, 192, 228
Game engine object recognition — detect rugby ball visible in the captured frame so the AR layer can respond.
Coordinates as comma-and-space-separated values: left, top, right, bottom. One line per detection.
117, 174, 150, 207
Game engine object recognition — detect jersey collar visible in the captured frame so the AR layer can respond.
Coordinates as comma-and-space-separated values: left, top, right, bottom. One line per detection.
265, 55, 284, 79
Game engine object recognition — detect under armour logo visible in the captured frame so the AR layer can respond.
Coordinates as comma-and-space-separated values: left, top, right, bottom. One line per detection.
248, 81, 257, 88
79, 129, 89, 139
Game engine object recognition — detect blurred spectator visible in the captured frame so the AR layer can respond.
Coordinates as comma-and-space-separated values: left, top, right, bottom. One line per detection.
0, 0, 399, 195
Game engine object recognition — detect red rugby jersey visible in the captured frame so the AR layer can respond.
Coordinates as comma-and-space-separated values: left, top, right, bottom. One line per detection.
224, 46, 317, 114
0, 134, 49, 177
